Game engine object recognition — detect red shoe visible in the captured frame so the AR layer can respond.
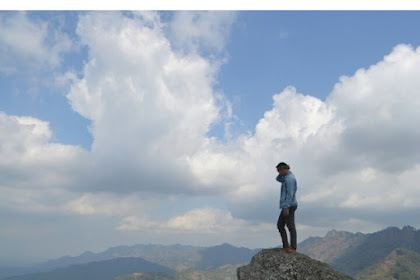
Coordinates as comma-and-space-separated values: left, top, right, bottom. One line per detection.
284, 247, 296, 253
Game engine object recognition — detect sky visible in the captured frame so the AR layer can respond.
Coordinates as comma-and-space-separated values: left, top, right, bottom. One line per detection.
1, 8, 420, 266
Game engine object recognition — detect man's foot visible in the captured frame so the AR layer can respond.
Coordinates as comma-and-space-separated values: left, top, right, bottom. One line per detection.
284, 247, 296, 253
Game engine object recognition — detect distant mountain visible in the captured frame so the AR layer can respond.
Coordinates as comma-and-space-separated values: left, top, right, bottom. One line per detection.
331, 226, 420, 276
4, 257, 174, 280
33, 243, 256, 272
0, 267, 38, 280
35, 250, 110, 272
355, 248, 420, 280
0, 243, 258, 279
197, 243, 259, 269
35, 244, 202, 272
299, 225, 420, 278
299, 229, 366, 263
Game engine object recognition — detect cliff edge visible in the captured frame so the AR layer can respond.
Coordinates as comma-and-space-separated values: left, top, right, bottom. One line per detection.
237, 248, 354, 280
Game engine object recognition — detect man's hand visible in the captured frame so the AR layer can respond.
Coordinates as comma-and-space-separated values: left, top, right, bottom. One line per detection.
283, 209, 289, 216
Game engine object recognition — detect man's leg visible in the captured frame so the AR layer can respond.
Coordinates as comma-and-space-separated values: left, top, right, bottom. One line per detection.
277, 211, 289, 248
286, 206, 297, 249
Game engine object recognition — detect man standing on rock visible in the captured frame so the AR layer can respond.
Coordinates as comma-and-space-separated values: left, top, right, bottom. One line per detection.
276, 162, 298, 252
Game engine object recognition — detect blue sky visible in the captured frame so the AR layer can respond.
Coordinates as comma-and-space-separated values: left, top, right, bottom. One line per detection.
216, 11, 420, 137
5, 11, 420, 149
2, 10, 420, 265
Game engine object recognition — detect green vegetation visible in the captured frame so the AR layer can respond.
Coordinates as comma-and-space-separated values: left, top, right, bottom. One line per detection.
355, 248, 420, 280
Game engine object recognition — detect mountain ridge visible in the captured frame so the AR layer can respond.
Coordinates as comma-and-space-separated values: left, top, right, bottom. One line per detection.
3, 225, 420, 280
355, 248, 420, 280
330, 226, 420, 276
299, 225, 420, 279
3, 257, 174, 280
299, 229, 366, 263
0, 243, 258, 279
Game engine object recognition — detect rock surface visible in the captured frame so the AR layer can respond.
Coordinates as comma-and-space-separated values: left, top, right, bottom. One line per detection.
237, 248, 354, 280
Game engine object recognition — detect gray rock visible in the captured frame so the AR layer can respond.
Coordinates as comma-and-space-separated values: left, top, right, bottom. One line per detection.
237, 248, 354, 280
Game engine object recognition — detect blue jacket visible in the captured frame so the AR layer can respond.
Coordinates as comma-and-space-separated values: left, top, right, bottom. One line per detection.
276, 171, 298, 210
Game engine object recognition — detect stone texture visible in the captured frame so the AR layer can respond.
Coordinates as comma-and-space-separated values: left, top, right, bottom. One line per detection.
237, 248, 354, 280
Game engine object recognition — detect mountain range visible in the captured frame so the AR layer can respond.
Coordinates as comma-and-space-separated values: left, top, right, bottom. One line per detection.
300, 225, 420, 279
2, 226, 420, 280
1, 243, 258, 280
3, 258, 173, 280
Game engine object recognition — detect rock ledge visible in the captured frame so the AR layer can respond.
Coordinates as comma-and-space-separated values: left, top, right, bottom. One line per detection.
237, 248, 354, 280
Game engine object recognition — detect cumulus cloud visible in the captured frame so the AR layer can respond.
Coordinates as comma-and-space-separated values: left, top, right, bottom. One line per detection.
1, 11, 241, 247
66, 11, 235, 194
225, 44, 420, 232
328, 44, 420, 171
165, 207, 245, 233
302, 45, 420, 221
0, 111, 90, 217
0, 112, 88, 190
183, 86, 342, 223
65, 192, 157, 216
0, 11, 73, 74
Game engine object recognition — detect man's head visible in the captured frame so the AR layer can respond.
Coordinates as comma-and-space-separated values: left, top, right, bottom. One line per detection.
276, 162, 290, 176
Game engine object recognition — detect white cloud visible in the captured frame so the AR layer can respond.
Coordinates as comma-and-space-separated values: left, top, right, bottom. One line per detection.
296, 44, 420, 224
327, 45, 420, 170
117, 216, 155, 231
0, 11, 73, 74
66, 11, 235, 195
229, 44, 420, 232
0, 112, 88, 190
6, 41, 420, 234
196, 44, 420, 235
165, 207, 245, 233
0, 111, 91, 218
116, 207, 274, 247
65, 192, 160, 217
1, 11, 239, 226
168, 11, 237, 54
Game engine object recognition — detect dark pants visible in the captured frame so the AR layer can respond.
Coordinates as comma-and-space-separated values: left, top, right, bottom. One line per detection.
277, 206, 297, 249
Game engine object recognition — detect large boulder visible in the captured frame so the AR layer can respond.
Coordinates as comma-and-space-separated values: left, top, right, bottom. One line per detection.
237, 248, 354, 280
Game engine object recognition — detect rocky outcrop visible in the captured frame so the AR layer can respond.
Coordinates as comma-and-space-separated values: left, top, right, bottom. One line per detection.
237, 248, 354, 280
